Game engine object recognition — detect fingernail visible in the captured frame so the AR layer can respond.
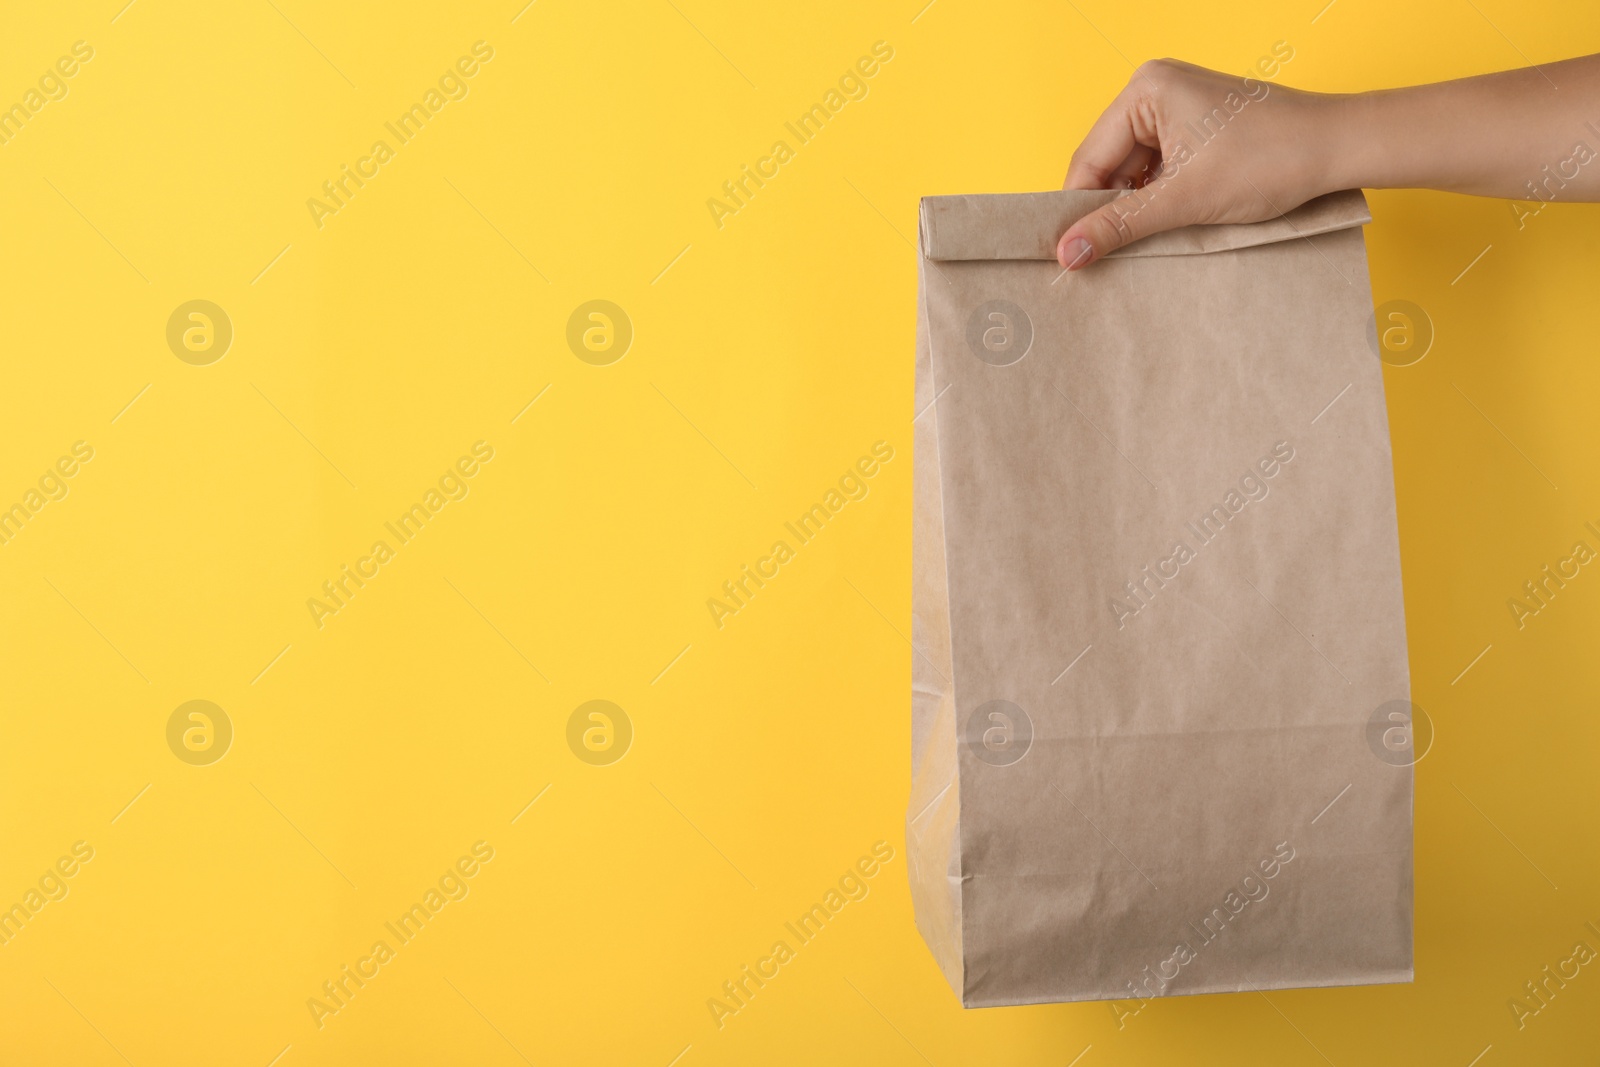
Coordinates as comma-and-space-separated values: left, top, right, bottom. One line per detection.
1059, 237, 1093, 271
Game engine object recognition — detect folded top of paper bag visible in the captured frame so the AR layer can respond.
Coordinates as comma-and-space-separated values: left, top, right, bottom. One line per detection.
918, 188, 1371, 261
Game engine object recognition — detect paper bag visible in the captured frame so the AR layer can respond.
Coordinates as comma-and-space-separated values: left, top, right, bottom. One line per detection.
907, 188, 1413, 1007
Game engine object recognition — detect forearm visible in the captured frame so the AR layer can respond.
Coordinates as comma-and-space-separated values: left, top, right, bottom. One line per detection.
1324, 54, 1600, 200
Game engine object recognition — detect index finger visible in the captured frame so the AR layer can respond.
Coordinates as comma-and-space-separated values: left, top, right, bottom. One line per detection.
1063, 76, 1161, 190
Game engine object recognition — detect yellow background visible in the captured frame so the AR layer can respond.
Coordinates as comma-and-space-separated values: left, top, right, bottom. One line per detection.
1, 0, 1598, 1063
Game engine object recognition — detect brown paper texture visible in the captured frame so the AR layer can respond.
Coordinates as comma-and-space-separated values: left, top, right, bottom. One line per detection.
908, 189, 1413, 1007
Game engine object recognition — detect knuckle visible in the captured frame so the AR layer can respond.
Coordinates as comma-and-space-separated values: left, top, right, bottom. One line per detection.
1135, 58, 1179, 85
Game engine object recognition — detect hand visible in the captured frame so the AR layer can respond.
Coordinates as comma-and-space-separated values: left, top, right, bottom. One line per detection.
1057, 59, 1340, 270
1055, 53, 1600, 270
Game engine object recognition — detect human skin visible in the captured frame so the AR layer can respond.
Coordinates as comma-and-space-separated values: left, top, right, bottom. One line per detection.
1056, 54, 1600, 269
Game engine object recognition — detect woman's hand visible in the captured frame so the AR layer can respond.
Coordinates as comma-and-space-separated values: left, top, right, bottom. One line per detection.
1057, 59, 1341, 270
1056, 53, 1600, 270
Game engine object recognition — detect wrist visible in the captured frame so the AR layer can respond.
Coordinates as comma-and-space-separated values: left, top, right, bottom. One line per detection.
1314, 90, 1381, 193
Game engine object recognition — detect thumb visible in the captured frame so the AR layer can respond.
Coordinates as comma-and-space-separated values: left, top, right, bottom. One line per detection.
1056, 188, 1191, 270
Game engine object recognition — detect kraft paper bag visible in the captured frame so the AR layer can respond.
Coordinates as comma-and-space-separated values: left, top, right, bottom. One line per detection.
907, 188, 1413, 1007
